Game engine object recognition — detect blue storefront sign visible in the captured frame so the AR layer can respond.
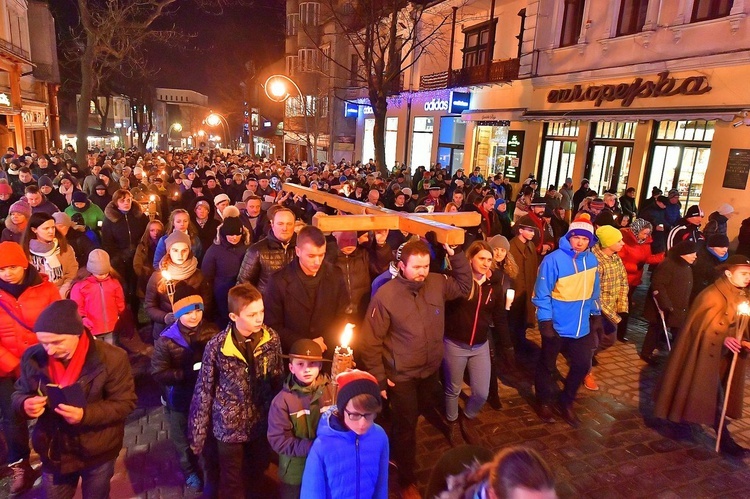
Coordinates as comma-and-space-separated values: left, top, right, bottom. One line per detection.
449, 92, 470, 114
344, 102, 359, 118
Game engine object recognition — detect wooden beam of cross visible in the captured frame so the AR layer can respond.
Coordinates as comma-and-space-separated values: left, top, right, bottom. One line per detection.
282, 182, 480, 245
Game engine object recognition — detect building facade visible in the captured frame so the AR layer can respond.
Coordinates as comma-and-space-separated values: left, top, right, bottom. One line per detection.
344, 0, 750, 241
154, 88, 210, 150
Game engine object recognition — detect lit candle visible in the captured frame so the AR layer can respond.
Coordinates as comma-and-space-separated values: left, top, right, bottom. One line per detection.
149, 195, 156, 202
506, 289, 515, 311
332, 323, 355, 381
162, 270, 176, 304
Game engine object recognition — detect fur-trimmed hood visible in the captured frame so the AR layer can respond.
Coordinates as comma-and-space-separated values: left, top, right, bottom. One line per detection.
104, 199, 144, 223
4, 216, 24, 234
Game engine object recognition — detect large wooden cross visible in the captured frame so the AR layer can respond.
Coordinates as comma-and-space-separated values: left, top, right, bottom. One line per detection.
282, 182, 480, 245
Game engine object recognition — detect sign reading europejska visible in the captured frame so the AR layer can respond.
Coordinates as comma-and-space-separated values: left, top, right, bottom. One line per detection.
546, 71, 711, 107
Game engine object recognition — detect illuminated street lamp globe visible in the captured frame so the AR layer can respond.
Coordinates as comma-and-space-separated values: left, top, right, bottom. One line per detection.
268, 79, 289, 101
172, 123, 183, 132
197, 130, 206, 137
206, 113, 222, 127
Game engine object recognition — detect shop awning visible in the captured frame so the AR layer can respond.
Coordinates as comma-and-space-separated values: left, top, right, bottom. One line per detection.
461, 108, 526, 122
521, 106, 747, 123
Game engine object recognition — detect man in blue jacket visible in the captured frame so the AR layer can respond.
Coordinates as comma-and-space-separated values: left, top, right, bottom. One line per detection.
533, 215, 602, 428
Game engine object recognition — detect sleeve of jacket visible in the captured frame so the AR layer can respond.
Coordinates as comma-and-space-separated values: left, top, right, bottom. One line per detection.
375, 427, 390, 499
532, 255, 557, 322
152, 237, 166, 269
144, 274, 169, 324
114, 280, 126, 314
652, 262, 674, 312
80, 346, 136, 426
237, 245, 261, 285
442, 251, 473, 302
101, 221, 119, 261
263, 274, 298, 351
150, 337, 184, 385
70, 282, 86, 319
267, 394, 314, 457
188, 337, 218, 455
589, 260, 602, 316
12, 349, 37, 417
201, 246, 218, 283
616, 262, 629, 314
58, 248, 79, 298
300, 441, 327, 499
359, 297, 391, 388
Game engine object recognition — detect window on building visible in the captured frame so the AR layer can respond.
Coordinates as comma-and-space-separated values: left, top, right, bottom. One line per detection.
560, 0, 585, 47
287, 13, 299, 36
299, 2, 320, 26
349, 54, 359, 86
617, 0, 649, 35
461, 21, 495, 68
586, 121, 637, 196
321, 45, 331, 73
646, 120, 715, 214
538, 121, 579, 195
362, 117, 398, 167
299, 49, 317, 72
692, 0, 733, 22
286, 56, 298, 76
437, 117, 466, 174
410, 117, 434, 171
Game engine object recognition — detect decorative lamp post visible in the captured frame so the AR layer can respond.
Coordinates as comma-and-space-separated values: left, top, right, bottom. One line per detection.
262, 74, 312, 164
206, 112, 230, 150
167, 123, 182, 149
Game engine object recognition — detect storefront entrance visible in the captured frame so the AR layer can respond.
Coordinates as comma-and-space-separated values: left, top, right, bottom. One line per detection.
585, 122, 636, 195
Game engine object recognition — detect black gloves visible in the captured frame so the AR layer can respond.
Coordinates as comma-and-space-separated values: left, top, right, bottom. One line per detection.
538, 320, 556, 338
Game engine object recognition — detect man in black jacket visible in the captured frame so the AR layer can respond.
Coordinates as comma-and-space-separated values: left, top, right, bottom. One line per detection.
13, 300, 136, 498
237, 207, 296, 293
360, 239, 472, 499
264, 226, 349, 355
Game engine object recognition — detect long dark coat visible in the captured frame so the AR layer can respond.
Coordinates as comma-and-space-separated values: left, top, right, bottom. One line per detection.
654, 276, 748, 425
643, 250, 693, 328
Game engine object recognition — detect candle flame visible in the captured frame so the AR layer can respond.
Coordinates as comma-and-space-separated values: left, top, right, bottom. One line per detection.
149, 195, 156, 201
161, 270, 172, 281
341, 323, 354, 348
739, 301, 750, 316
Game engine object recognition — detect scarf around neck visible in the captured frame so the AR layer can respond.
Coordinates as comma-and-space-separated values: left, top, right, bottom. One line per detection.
164, 257, 198, 281
29, 238, 63, 282
49, 332, 90, 387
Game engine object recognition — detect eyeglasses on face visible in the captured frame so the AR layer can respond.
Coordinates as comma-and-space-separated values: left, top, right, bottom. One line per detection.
344, 409, 377, 422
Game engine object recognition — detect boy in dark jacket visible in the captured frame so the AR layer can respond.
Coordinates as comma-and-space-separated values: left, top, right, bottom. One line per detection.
267, 339, 335, 499
151, 283, 218, 492
189, 283, 284, 497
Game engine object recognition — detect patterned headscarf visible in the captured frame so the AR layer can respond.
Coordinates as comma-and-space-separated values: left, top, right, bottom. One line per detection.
629, 218, 653, 244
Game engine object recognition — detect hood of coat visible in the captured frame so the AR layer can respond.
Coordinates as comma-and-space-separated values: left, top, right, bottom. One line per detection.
4, 216, 24, 234
317, 408, 356, 441
104, 199, 144, 223
621, 227, 652, 246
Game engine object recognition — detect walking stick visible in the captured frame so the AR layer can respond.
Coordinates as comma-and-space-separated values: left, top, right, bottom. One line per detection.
652, 291, 671, 351
715, 301, 750, 453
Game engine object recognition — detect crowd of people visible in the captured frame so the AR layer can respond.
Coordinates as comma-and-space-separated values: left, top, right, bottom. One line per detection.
0, 145, 748, 498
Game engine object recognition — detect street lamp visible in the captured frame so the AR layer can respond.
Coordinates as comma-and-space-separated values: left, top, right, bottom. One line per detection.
263, 74, 312, 164
206, 112, 230, 150
168, 123, 182, 149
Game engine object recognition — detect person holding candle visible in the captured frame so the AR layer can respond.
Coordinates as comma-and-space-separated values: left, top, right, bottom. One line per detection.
300, 369, 388, 499
360, 239, 472, 499
189, 283, 284, 496
267, 339, 335, 499
654, 255, 750, 456
145, 230, 212, 339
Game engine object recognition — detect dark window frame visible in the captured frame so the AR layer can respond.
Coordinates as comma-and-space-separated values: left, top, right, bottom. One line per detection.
560, 0, 586, 47
617, 0, 649, 36
691, 0, 733, 22
461, 19, 498, 69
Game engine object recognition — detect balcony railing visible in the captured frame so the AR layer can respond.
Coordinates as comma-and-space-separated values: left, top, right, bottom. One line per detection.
419, 58, 520, 91
0, 39, 30, 63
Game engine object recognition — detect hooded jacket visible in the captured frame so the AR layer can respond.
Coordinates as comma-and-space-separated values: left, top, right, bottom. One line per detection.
70, 275, 126, 335
0, 267, 59, 376
532, 235, 601, 339
64, 201, 105, 232
618, 227, 665, 287
201, 230, 250, 324
300, 408, 389, 499
188, 196, 220, 258
1, 216, 24, 243
643, 247, 694, 328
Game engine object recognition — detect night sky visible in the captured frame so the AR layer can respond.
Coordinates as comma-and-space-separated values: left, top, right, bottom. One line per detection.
48, 0, 286, 104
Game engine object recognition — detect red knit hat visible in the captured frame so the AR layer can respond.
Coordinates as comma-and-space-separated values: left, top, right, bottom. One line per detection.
0, 241, 28, 269
336, 369, 381, 410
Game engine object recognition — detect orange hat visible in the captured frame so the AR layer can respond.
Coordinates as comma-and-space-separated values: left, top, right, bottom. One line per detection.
0, 242, 28, 269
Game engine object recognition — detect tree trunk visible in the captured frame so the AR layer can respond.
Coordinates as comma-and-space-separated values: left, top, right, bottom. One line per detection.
371, 93, 389, 177
76, 42, 95, 167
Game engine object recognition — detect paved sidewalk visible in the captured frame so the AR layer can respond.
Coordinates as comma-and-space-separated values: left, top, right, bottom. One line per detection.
5, 288, 750, 498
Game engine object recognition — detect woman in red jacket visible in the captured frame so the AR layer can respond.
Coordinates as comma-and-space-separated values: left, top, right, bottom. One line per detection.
617, 218, 665, 342
0, 241, 59, 494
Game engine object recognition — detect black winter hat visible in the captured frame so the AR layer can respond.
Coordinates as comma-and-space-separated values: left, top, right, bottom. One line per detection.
220, 217, 243, 236
336, 370, 381, 410
707, 234, 730, 248
34, 300, 84, 335
672, 240, 698, 256
685, 205, 704, 218
190, 178, 204, 189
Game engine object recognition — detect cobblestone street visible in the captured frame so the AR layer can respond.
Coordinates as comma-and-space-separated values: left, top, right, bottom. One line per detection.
6, 287, 750, 498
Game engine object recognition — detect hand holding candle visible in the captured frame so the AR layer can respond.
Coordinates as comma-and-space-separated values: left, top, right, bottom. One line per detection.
162, 270, 176, 304
506, 289, 515, 311
332, 323, 355, 381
